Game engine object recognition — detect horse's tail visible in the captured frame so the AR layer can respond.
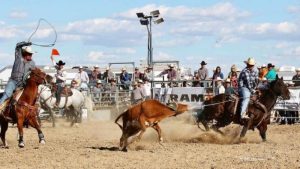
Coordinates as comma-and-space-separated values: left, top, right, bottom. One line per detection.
115, 110, 128, 130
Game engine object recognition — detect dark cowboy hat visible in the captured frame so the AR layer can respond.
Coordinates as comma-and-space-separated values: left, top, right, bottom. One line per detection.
267, 63, 274, 68
200, 61, 207, 65
56, 60, 65, 66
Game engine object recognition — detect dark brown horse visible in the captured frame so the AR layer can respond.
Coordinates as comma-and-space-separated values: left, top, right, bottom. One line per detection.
196, 76, 290, 141
0, 68, 47, 148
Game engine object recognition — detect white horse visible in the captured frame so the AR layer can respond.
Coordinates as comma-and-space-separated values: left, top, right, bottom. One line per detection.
38, 84, 85, 127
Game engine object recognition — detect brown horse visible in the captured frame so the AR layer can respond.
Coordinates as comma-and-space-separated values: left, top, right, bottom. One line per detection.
196, 76, 290, 141
115, 100, 189, 151
0, 68, 47, 148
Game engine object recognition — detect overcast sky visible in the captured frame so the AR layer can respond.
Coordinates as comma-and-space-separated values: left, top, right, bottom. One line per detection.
1, 0, 300, 73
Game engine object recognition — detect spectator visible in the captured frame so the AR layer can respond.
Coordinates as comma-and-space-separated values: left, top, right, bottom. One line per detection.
229, 71, 238, 91
258, 64, 268, 80
90, 65, 101, 84
257, 77, 269, 90
143, 79, 151, 99
70, 79, 79, 89
131, 81, 144, 104
265, 63, 277, 81
120, 67, 131, 90
102, 66, 115, 83
192, 74, 201, 87
228, 65, 237, 78
138, 79, 146, 99
292, 68, 300, 87
214, 77, 225, 95
143, 66, 153, 81
224, 78, 236, 95
134, 67, 143, 80
92, 80, 103, 102
198, 61, 208, 87
75, 66, 89, 90
158, 64, 177, 81
212, 66, 224, 80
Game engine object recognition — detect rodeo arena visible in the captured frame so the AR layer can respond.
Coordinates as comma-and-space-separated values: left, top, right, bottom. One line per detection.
1, 10, 300, 169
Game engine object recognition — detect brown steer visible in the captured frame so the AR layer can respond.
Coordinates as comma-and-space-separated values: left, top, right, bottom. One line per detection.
115, 99, 189, 151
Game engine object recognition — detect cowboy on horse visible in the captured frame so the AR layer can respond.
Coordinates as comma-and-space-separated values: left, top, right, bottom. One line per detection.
51, 55, 67, 107
238, 57, 259, 119
0, 41, 36, 115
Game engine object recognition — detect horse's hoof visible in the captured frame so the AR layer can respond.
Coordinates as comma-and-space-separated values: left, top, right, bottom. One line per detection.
40, 139, 46, 144
18, 142, 25, 148
159, 137, 164, 143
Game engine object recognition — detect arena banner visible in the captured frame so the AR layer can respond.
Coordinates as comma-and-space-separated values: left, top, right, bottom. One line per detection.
153, 87, 207, 109
274, 88, 300, 111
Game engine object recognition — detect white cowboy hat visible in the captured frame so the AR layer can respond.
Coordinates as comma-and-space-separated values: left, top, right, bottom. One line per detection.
216, 77, 223, 81
94, 65, 99, 68
137, 79, 144, 83
96, 79, 102, 84
225, 78, 231, 83
105, 66, 110, 70
79, 65, 83, 69
22, 46, 36, 54
261, 64, 266, 68
262, 77, 267, 81
296, 68, 300, 72
244, 57, 256, 65
121, 67, 126, 71
169, 64, 175, 68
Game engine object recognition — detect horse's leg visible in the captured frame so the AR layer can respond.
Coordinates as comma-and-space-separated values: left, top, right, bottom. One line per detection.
200, 120, 210, 131
17, 117, 25, 148
0, 118, 9, 147
240, 114, 254, 139
152, 123, 163, 142
257, 121, 268, 142
28, 117, 45, 144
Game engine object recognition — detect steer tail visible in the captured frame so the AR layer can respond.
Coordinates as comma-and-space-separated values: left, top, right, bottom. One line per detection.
115, 110, 127, 130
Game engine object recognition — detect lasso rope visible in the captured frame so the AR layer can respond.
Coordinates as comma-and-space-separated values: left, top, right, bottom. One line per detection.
27, 18, 57, 47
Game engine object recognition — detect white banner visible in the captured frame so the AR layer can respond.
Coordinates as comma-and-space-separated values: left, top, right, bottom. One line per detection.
274, 88, 300, 111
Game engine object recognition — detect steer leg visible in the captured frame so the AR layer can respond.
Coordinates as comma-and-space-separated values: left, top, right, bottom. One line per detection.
152, 123, 163, 143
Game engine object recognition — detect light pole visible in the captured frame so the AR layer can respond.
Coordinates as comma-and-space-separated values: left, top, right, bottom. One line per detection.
136, 10, 164, 67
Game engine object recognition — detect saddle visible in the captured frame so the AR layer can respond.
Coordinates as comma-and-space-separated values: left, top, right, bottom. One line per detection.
0, 88, 24, 121
51, 84, 73, 97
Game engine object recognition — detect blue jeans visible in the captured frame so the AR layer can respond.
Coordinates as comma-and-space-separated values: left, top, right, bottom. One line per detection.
238, 87, 251, 116
0, 79, 17, 104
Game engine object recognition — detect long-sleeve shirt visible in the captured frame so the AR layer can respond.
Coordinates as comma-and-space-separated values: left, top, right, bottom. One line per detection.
238, 67, 258, 92
292, 75, 300, 87
51, 59, 67, 84
159, 69, 177, 80
198, 67, 208, 80
75, 71, 89, 83
102, 71, 114, 82
11, 42, 36, 84
120, 72, 130, 83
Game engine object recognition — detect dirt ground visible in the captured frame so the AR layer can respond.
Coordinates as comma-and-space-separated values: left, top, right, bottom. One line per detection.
0, 115, 299, 169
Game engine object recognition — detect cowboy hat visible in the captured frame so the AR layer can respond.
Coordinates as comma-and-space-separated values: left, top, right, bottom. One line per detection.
105, 66, 110, 70
135, 67, 139, 70
56, 60, 65, 66
169, 64, 175, 68
216, 77, 223, 81
71, 79, 78, 84
296, 68, 300, 72
22, 46, 36, 54
137, 79, 144, 84
267, 63, 274, 68
79, 65, 83, 69
121, 67, 126, 71
231, 64, 236, 70
96, 79, 102, 84
132, 81, 138, 86
200, 61, 207, 65
261, 64, 266, 68
262, 77, 267, 81
94, 65, 99, 68
244, 57, 255, 66
225, 78, 231, 83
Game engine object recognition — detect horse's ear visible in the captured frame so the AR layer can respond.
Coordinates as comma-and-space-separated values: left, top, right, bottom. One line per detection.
276, 74, 279, 80
280, 76, 283, 80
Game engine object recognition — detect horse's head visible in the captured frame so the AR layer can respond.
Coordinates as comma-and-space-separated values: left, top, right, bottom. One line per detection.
269, 75, 290, 100
28, 68, 47, 85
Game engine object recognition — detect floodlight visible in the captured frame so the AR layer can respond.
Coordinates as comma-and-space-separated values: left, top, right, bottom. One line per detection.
136, 12, 145, 18
140, 19, 149, 25
150, 10, 160, 18
154, 18, 164, 24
